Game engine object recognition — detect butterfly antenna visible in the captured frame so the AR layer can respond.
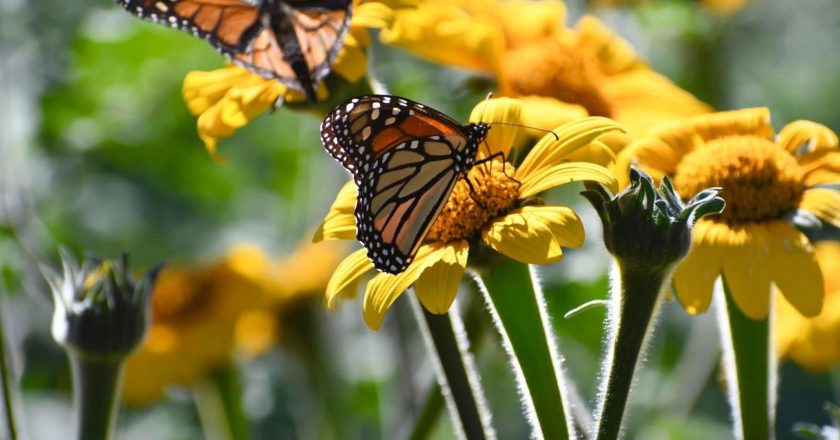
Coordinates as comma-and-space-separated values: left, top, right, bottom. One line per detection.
487, 121, 559, 141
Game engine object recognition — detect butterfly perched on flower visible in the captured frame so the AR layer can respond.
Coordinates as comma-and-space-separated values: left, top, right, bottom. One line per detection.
321, 95, 491, 274
115, 0, 352, 101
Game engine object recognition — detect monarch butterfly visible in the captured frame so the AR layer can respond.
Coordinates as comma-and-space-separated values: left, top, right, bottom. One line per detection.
321, 95, 491, 274
115, 0, 352, 101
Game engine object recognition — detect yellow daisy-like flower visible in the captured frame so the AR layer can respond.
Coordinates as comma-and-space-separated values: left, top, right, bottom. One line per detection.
616, 108, 840, 320
181, 1, 395, 159
776, 241, 840, 372
315, 98, 619, 330
122, 241, 344, 405
122, 245, 274, 405
379, 0, 710, 137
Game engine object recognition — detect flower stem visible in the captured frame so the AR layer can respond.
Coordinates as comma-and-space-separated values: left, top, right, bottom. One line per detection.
0, 301, 18, 440
408, 384, 444, 440
411, 296, 493, 440
475, 258, 572, 439
595, 262, 668, 440
68, 352, 125, 440
194, 366, 250, 440
718, 279, 774, 440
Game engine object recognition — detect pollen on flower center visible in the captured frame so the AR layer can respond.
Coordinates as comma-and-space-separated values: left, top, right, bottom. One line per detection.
426, 160, 520, 243
501, 39, 613, 117
673, 135, 804, 224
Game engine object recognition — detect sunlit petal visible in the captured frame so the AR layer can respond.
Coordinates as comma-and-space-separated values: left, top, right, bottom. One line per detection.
414, 241, 468, 314
518, 162, 616, 198
363, 244, 451, 330
673, 220, 723, 314
469, 97, 522, 157
326, 248, 373, 310
765, 221, 823, 317
800, 188, 840, 229
517, 117, 623, 179
483, 206, 583, 264
315, 181, 358, 242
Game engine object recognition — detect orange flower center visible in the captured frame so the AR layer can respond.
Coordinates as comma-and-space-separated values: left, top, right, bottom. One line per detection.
151, 270, 211, 323
673, 135, 804, 224
501, 39, 614, 117
427, 160, 520, 243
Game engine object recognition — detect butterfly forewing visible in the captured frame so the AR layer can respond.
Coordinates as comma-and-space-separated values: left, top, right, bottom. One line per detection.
116, 0, 351, 100
321, 95, 490, 274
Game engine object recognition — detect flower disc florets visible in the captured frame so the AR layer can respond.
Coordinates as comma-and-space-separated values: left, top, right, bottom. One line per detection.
426, 160, 520, 243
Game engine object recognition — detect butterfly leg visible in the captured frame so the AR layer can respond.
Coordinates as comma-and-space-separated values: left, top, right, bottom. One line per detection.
474, 152, 522, 186
462, 176, 487, 209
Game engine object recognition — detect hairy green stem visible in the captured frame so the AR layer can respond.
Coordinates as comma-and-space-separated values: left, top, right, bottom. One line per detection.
194, 366, 250, 440
69, 353, 125, 440
475, 259, 572, 439
412, 297, 493, 440
0, 302, 17, 440
595, 263, 668, 440
719, 278, 774, 440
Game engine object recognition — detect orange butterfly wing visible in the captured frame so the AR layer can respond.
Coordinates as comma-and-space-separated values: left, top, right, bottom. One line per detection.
321, 95, 490, 273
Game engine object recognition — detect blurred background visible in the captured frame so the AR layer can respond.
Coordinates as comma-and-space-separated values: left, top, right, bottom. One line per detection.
1, 0, 839, 438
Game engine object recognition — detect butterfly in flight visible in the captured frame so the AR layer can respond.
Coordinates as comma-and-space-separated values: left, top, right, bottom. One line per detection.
321, 95, 492, 274
115, 0, 353, 102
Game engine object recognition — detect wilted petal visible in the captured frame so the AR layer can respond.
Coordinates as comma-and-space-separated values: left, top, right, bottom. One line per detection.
777, 120, 839, 154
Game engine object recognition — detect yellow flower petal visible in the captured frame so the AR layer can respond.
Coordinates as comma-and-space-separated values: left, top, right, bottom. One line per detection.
468, 97, 522, 157
353, 2, 395, 30
518, 162, 616, 198
517, 96, 588, 134
777, 120, 839, 154
801, 188, 840, 229
315, 181, 358, 242
572, 16, 640, 75
182, 66, 257, 115
363, 243, 452, 330
191, 72, 285, 159
493, 0, 566, 48
685, 107, 774, 142
720, 224, 773, 320
379, 4, 503, 72
482, 206, 583, 264
799, 149, 840, 186
602, 69, 714, 134
326, 248, 374, 309
765, 221, 823, 317
516, 116, 623, 180
775, 292, 806, 359
333, 31, 369, 83
414, 240, 469, 314
672, 221, 724, 315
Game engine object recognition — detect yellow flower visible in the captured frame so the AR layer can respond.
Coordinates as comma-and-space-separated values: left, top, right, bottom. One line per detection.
379, 0, 710, 138
181, 1, 395, 159
616, 108, 840, 320
776, 241, 840, 372
122, 245, 273, 405
315, 98, 619, 330
121, 241, 344, 405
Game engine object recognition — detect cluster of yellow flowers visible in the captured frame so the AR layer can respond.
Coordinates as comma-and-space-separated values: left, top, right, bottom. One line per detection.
177, 0, 840, 379
122, 242, 344, 405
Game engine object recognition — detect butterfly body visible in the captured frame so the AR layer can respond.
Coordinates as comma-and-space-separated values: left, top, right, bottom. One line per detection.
116, 0, 352, 101
321, 95, 490, 274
